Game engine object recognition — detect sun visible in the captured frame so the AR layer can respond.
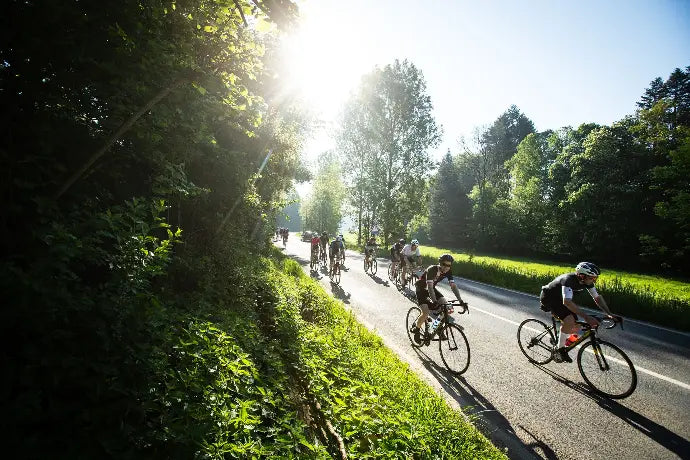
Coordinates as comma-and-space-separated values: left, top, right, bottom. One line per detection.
274, 8, 360, 121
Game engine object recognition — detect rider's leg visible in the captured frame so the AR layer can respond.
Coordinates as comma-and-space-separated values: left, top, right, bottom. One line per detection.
415, 303, 431, 329
559, 314, 577, 347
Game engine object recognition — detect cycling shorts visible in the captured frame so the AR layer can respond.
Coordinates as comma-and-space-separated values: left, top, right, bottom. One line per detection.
540, 290, 577, 321
416, 286, 444, 308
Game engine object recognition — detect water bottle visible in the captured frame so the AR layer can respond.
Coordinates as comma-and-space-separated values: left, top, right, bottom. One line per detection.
429, 316, 441, 334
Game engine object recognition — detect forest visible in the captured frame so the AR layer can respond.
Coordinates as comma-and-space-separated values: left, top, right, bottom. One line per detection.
301, 62, 689, 275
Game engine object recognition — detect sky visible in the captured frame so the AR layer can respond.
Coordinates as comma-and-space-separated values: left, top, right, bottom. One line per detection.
278, 0, 690, 195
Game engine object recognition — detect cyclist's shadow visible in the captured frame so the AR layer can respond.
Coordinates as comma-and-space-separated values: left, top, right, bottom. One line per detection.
411, 347, 557, 460
329, 281, 351, 304
368, 273, 390, 287
536, 365, 690, 458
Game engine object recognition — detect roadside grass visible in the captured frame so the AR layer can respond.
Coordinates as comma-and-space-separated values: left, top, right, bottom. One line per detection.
134, 248, 506, 459
342, 236, 690, 331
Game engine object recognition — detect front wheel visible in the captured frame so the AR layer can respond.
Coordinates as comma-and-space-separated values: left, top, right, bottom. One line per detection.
577, 340, 637, 399
439, 324, 471, 375
517, 319, 556, 365
405, 306, 424, 348
371, 258, 377, 276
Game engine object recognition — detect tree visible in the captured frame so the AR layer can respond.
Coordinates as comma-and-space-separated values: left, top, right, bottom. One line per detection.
429, 152, 471, 247
300, 152, 346, 235
337, 59, 441, 246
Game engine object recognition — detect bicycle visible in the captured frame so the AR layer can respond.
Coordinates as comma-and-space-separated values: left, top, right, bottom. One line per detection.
329, 252, 342, 284
517, 314, 637, 399
404, 265, 423, 292
319, 246, 328, 268
364, 249, 378, 275
405, 299, 471, 376
309, 247, 319, 271
388, 259, 400, 283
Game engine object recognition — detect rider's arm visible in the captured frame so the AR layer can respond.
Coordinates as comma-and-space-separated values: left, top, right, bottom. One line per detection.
449, 280, 464, 304
590, 291, 614, 317
427, 280, 438, 304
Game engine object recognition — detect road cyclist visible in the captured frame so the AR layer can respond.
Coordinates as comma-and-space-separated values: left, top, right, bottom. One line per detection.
406, 253, 471, 375
539, 262, 617, 363
318, 232, 329, 268
364, 236, 378, 274
400, 239, 422, 287
309, 233, 321, 271
388, 238, 405, 283
328, 236, 345, 283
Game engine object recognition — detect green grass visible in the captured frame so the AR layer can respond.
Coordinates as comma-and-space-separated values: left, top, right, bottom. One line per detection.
344, 236, 690, 330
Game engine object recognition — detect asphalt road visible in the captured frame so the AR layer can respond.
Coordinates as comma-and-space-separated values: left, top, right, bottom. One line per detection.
279, 238, 690, 460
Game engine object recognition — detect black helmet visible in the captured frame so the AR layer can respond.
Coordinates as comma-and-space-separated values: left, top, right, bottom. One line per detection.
439, 253, 454, 264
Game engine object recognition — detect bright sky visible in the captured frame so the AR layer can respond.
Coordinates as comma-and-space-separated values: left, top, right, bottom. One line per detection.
279, 0, 690, 188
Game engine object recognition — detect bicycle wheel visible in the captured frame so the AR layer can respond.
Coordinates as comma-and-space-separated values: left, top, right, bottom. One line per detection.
517, 319, 556, 365
334, 263, 341, 284
371, 258, 377, 275
387, 263, 394, 281
405, 306, 424, 348
363, 257, 368, 273
577, 340, 637, 399
439, 324, 470, 375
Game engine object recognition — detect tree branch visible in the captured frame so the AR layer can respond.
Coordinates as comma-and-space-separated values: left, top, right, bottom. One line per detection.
233, 0, 248, 26
55, 75, 191, 200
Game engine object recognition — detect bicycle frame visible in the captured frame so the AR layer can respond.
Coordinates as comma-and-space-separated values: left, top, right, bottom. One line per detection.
421, 300, 467, 345
551, 315, 616, 371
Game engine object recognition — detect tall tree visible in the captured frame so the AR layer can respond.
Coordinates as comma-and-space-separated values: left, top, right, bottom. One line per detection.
429, 152, 470, 247
337, 59, 441, 246
300, 152, 346, 235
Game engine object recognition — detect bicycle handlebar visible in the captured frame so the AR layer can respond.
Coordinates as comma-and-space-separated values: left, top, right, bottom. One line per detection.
445, 299, 469, 315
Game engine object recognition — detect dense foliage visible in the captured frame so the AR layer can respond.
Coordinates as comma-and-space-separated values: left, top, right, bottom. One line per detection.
428, 69, 690, 274
0, 0, 315, 455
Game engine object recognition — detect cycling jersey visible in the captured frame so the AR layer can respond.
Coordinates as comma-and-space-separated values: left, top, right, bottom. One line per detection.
310, 236, 320, 247
541, 273, 598, 302
364, 242, 377, 255
417, 265, 455, 288
329, 240, 344, 253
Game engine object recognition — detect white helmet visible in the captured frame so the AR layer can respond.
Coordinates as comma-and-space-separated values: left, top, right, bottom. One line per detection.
411, 239, 419, 245
575, 262, 600, 277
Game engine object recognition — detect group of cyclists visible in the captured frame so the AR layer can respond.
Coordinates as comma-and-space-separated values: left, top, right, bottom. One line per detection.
276, 227, 289, 246
308, 231, 347, 275
303, 231, 618, 363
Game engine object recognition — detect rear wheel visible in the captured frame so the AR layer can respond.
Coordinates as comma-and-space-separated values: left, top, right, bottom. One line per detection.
517, 319, 555, 365
439, 324, 471, 375
405, 306, 424, 348
577, 340, 637, 399
333, 263, 341, 284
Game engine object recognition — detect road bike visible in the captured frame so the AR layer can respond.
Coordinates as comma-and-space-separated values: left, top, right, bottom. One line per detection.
405, 299, 471, 376
319, 246, 328, 269
364, 249, 378, 275
388, 259, 401, 285
404, 265, 423, 292
517, 314, 637, 399
329, 252, 343, 284
309, 247, 319, 271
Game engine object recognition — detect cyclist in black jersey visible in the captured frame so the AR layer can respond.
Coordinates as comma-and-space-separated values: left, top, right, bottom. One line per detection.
540, 261, 616, 363
409, 253, 467, 343
389, 239, 405, 275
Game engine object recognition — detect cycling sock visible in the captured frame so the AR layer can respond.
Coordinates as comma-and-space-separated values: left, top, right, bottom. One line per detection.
559, 331, 569, 348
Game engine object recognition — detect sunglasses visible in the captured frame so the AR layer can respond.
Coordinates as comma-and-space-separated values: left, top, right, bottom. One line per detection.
441, 263, 452, 268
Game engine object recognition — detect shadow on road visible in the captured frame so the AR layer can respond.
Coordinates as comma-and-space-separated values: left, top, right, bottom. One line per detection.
408, 347, 551, 459
329, 281, 351, 304
537, 365, 690, 458
368, 273, 390, 287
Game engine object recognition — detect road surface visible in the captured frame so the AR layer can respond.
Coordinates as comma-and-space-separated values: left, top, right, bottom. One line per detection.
279, 238, 690, 460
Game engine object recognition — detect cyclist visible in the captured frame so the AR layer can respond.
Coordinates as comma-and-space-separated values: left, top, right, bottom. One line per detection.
329, 236, 345, 274
364, 236, 377, 268
410, 253, 467, 343
540, 261, 616, 363
338, 233, 347, 265
310, 233, 321, 265
401, 239, 421, 285
389, 238, 405, 278
319, 232, 329, 261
